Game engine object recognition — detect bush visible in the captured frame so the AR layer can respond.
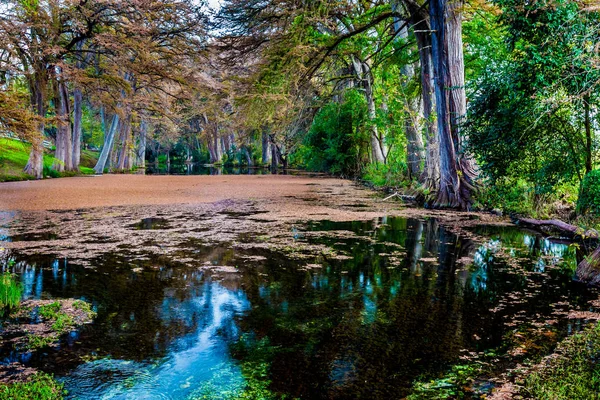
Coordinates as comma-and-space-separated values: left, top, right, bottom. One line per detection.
302, 90, 370, 177
474, 178, 535, 215
577, 170, 600, 216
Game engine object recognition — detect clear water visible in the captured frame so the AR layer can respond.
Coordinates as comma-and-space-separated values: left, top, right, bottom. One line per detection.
1, 216, 598, 399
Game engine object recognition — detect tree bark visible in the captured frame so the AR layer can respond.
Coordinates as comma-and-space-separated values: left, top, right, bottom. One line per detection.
72, 87, 83, 170
517, 218, 598, 240
430, 0, 473, 209
94, 113, 120, 174
262, 129, 271, 165
446, 0, 477, 189
584, 95, 593, 174
351, 56, 386, 164
136, 117, 147, 170
406, 2, 439, 190
395, 11, 425, 180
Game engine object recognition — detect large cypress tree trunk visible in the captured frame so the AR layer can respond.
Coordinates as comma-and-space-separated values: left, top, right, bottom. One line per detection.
24, 60, 47, 179
136, 117, 147, 170
430, 0, 473, 209
72, 87, 83, 170
446, 0, 477, 193
116, 112, 131, 170
430, 0, 461, 208
59, 81, 73, 171
395, 11, 425, 180
262, 129, 271, 165
94, 113, 120, 174
407, 6, 439, 190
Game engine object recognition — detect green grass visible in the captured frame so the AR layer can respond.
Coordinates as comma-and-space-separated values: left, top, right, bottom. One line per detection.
0, 138, 97, 182
522, 322, 600, 400
0, 272, 22, 317
0, 372, 65, 400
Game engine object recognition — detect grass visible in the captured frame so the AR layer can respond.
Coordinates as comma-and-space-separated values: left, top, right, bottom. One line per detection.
0, 138, 97, 182
522, 322, 600, 399
0, 372, 65, 400
0, 272, 22, 317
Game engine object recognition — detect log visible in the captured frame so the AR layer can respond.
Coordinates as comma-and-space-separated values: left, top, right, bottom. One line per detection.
516, 218, 599, 240
577, 246, 600, 286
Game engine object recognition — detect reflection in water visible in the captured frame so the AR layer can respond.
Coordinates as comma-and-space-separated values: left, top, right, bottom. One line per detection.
0, 217, 597, 399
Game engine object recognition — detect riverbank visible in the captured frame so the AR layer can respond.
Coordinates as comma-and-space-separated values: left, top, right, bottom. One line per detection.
0, 138, 97, 182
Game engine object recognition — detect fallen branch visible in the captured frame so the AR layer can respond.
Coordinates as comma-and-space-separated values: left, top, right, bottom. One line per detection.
516, 218, 599, 240
382, 192, 399, 201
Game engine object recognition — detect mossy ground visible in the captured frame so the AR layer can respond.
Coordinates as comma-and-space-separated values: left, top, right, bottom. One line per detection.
0, 138, 97, 182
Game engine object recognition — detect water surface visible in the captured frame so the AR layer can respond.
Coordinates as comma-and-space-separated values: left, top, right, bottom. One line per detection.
1, 216, 597, 399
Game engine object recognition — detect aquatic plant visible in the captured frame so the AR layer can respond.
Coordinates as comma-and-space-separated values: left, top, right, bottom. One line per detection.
0, 272, 21, 317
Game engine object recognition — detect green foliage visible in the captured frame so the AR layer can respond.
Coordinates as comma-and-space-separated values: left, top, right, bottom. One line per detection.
303, 90, 369, 176
577, 170, 600, 216
474, 178, 535, 215
362, 161, 408, 189
523, 322, 600, 400
0, 272, 21, 317
0, 372, 65, 400
467, 0, 600, 204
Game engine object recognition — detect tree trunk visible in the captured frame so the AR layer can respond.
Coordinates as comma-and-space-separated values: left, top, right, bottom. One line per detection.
430, 0, 472, 209
72, 87, 83, 170
395, 11, 425, 180
584, 95, 593, 174
60, 81, 73, 171
94, 114, 120, 174
24, 137, 44, 179
24, 65, 48, 179
136, 117, 147, 171
116, 112, 132, 171
404, 0, 440, 189
446, 0, 478, 190
243, 146, 253, 166
262, 130, 271, 165
351, 56, 386, 164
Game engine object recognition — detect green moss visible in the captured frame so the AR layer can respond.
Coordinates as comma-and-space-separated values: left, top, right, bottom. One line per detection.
0, 372, 65, 400
522, 322, 600, 400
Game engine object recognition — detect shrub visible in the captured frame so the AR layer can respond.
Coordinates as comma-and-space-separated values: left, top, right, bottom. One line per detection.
577, 170, 600, 216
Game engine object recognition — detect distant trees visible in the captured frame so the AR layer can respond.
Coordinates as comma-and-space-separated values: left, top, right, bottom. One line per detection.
0, 0, 205, 177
